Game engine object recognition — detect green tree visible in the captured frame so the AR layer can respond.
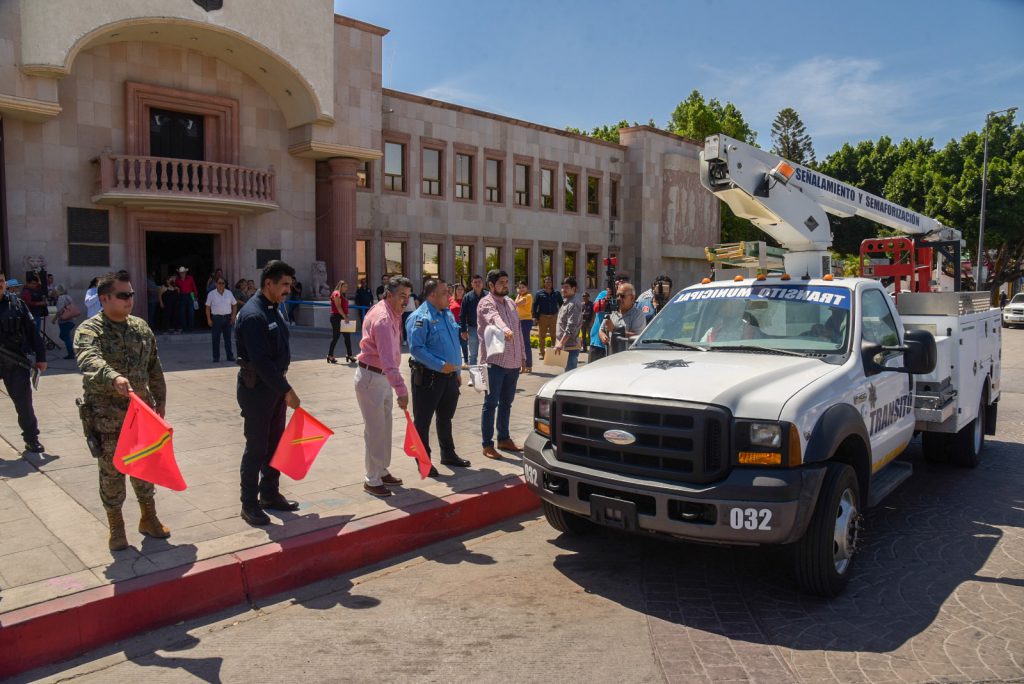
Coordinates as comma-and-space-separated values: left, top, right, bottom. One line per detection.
770, 107, 815, 165
565, 120, 634, 144
667, 89, 757, 144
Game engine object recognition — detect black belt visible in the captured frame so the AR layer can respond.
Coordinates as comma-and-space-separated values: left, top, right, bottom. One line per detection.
358, 361, 384, 375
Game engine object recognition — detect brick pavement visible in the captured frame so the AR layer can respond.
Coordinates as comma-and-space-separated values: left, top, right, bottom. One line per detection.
0, 328, 552, 616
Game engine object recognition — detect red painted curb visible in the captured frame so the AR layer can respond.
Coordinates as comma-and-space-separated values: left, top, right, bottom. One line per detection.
0, 477, 538, 679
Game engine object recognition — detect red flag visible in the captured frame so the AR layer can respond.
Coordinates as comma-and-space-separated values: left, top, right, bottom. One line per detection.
114, 393, 187, 491
269, 407, 334, 480
403, 410, 432, 479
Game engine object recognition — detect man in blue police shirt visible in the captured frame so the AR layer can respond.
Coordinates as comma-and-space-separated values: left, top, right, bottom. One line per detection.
407, 278, 470, 476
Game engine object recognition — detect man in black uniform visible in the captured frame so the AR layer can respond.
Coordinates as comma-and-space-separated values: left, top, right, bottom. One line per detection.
0, 271, 46, 453
235, 260, 301, 526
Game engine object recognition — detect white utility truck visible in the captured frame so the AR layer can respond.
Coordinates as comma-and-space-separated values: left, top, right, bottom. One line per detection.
523, 135, 1001, 596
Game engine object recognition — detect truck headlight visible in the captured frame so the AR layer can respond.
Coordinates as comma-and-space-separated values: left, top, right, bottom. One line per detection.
535, 397, 552, 437
750, 423, 782, 448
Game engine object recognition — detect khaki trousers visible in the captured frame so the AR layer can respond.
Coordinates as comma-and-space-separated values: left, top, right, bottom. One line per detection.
537, 314, 557, 357
354, 367, 395, 486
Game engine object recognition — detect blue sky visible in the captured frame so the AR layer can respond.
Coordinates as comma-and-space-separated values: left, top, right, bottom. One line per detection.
335, 0, 1024, 158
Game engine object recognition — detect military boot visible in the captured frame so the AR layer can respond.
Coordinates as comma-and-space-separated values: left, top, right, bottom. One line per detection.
106, 508, 129, 551
138, 498, 170, 539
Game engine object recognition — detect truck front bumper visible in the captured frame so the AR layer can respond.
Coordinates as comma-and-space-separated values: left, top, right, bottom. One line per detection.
524, 432, 826, 546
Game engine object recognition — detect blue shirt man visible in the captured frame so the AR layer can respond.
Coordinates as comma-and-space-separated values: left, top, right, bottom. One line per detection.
406, 278, 470, 473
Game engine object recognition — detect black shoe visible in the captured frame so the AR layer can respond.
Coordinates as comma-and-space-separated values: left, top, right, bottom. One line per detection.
227, 356, 235, 362
258, 494, 300, 511
24, 440, 45, 453
440, 456, 471, 467
426, 465, 440, 478
241, 505, 271, 526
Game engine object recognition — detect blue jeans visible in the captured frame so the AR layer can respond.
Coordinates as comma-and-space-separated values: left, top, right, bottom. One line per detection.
565, 349, 580, 371
179, 295, 194, 332
481, 365, 520, 447
211, 314, 233, 361
58, 321, 75, 358
467, 326, 479, 365
520, 319, 534, 368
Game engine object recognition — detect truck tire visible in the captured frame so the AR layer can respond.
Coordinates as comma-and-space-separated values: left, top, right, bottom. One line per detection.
921, 432, 953, 463
793, 462, 861, 597
952, 396, 985, 468
542, 501, 591, 535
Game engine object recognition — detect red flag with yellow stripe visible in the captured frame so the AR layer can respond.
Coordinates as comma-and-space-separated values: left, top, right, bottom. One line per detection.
114, 393, 187, 491
269, 407, 334, 480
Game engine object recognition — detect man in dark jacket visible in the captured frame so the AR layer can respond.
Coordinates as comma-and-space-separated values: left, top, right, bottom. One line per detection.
532, 276, 562, 361
0, 272, 46, 453
459, 274, 485, 365
354, 278, 374, 326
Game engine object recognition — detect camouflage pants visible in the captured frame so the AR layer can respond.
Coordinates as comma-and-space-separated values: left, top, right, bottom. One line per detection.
96, 430, 155, 511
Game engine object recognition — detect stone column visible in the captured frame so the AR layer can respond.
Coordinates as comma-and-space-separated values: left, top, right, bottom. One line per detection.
325, 157, 360, 285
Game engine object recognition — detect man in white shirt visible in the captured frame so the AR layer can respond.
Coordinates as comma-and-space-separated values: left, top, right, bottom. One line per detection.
205, 276, 238, 362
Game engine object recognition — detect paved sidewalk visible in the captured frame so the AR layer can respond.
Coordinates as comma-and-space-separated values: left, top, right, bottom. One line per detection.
0, 328, 557, 617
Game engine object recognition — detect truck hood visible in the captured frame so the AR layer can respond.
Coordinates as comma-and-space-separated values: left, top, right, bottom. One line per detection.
544, 349, 837, 420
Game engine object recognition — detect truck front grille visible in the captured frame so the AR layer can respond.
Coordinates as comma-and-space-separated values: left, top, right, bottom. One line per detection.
553, 392, 731, 484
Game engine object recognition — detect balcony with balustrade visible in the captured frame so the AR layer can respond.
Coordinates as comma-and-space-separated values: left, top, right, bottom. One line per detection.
92, 154, 278, 214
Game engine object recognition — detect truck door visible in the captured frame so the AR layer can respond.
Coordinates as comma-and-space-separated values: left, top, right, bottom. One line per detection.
858, 289, 915, 471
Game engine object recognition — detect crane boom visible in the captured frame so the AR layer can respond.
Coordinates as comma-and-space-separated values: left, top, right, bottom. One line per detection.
698, 134, 961, 278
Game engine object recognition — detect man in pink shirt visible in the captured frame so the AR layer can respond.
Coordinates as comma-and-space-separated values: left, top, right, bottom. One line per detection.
477, 269, 527, 460
355, 276, 412, 497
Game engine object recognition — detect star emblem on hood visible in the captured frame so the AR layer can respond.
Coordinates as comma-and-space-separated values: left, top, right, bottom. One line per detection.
643, 359, 690, 370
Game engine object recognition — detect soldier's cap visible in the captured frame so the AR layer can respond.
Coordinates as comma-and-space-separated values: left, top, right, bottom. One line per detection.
6, 278, 21, 286
177, 266, 188, 273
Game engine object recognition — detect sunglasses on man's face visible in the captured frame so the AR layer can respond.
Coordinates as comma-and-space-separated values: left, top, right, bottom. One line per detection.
113, 291, 136, 300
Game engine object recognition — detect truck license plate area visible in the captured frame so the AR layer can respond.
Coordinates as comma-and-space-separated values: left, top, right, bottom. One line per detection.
590, 495, 638, 531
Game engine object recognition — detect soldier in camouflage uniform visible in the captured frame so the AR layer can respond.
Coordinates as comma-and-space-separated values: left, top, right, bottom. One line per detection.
74, 270, 171, 551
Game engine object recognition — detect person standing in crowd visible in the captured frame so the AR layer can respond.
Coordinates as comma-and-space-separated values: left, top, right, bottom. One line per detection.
74, 270, 169, 551
580, 291, 594, 351
637, 274, 673, 323
232, 278, 249, 305
159, 276, 180, 333
246, 279, 257, 299
355, 276, 412, 498
999, 291, 1008, 309
327, 279, 355, 364
21, 274, 49, 333
459, 274, 485, 366
53, 285, 80, 359
174, 266, 197, 333
588, 273, 630, 362
205, 276, 237, 362
206, 268, 225, 294
146, 272, 160, 327
601, 282, 647, 353
287, 277, 303, 325
234, 260, 302, 526
84, 277, 101, 318
375, 274, 389, 302
477, 269, 527, 460
354, 278, 373, 327
514, 281, 534, 373
46, 273, 59, 304
553, 276, 583, 371
532, 275, 562, 362
0, 271, 46, 453
406, 278, 469, 476
450, 282, 468, 368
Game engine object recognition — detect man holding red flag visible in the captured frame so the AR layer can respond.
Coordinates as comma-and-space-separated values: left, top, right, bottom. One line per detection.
74, 270, 170, 551
355, 276, 412, 498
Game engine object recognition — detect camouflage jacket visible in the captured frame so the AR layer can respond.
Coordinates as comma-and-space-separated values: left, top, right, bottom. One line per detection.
74, 313, 166, 425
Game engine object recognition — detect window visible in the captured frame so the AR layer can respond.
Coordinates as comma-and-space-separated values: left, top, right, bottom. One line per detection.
485, 246, 502, 272
587, 176, 600, 215
610, 178, 619, 218
564, 250, 577, 281
454, 244, 474, 286
564, 172, 578, 213
485, 158, 502, 203
862, 289, 900, 352
515, 164, 530, 206
422, 243, 440, 280
356, 240, 369, 285
357, 161, 371, 189
586, 252, 599, 289
384, 142, 405, 192
456, 153, 473, 199
256, 248, 282, 269
541, 249, 554, 280
541, 168, 554, 209
422, 148, 441, 196
514, 247, 529, 287
384, 241, 405, 276
67, 208, 110, 267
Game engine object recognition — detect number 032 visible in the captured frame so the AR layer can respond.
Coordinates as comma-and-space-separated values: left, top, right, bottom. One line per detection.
729, 507, 772, 531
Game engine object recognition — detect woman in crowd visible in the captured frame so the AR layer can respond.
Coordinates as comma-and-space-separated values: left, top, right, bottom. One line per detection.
53, 286, 79, 359
515, 280, 534, 373
451, 282, 468, 367
327, 279, 355, 364
159, 275, 181, 333
232, 278, 249, 304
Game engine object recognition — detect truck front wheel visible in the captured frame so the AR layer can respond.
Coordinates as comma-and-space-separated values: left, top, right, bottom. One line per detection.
542, 501, 591, 535
794, 462, 862, 597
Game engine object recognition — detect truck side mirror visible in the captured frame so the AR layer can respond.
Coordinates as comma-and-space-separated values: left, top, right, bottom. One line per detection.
861, 341, 885, 376
901, 329, 937, 374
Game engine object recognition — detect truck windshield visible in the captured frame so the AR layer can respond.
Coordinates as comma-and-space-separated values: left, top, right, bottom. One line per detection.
638, 284, 851, 355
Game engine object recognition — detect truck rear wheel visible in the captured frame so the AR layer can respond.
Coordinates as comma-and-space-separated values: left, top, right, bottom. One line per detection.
794, 462, 861, 597
542, 501, 591, 535
952, 396, 985, 468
